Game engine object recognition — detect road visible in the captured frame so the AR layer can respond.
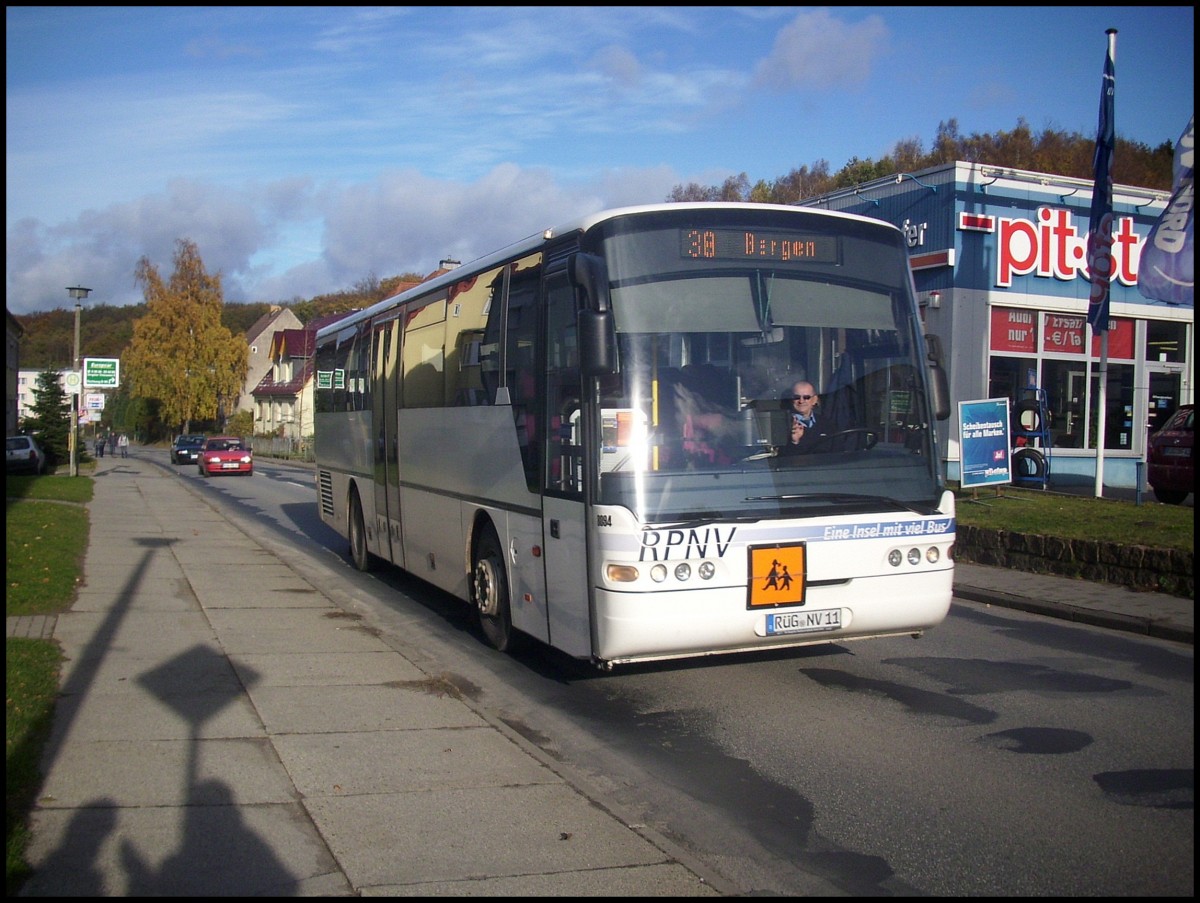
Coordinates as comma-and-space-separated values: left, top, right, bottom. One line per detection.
173, 453, 1195, 896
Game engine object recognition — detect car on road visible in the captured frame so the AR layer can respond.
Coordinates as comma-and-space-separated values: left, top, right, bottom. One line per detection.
171, 434, 206, 465
6, 434, 47, 475
197, 435, 253, 477
1146, 403, 1193, 505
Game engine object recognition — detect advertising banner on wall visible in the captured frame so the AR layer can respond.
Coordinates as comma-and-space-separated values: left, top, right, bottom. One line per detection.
958, 398, 1012, 488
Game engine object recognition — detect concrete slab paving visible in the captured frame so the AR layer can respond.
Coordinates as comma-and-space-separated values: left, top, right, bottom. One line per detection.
305, 782, 680, 888
273, 728, 562, 796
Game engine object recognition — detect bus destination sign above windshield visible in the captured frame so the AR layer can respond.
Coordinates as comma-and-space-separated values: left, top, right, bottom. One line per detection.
681, 228, 839, 263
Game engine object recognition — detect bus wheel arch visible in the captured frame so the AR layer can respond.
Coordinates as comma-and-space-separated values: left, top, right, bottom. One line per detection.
471, 518, 521, 653
348, 483, 374, 572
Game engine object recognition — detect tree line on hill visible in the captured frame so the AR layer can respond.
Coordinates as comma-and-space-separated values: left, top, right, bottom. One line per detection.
666, 117, 1173, 203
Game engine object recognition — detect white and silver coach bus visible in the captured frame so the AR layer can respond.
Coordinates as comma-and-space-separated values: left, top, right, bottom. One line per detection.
314, 203, 955, 669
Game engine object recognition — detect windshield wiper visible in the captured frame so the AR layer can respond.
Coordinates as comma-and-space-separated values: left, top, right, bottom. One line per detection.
648, 513, 768, 530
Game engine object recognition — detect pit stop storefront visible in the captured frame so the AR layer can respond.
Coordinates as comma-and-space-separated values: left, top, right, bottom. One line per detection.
802, 161, 1193, 490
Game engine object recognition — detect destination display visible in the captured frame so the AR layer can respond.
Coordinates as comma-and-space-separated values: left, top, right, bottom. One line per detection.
681, 228, 839, 263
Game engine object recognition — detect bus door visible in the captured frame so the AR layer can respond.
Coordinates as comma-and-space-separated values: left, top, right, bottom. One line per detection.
371, 316, 403, 567
540, 275, 593, 658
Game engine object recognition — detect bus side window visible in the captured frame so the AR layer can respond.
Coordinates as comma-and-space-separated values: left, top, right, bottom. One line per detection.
506, 274, 541, 490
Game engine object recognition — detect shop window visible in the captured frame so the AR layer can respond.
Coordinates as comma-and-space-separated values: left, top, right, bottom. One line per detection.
988, 356, 1038, 402
1145, 319, 1187, 363
1092, 365, 1136, 451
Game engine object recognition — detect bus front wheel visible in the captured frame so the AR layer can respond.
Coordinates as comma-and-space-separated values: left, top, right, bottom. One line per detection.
473, 526, 520, 653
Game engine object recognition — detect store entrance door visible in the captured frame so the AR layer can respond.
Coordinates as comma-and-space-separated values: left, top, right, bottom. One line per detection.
1143, 365, 1185, 448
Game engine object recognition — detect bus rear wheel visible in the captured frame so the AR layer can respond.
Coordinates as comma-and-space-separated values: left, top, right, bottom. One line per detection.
349, 490, 373, 572
473, 526, 520, 653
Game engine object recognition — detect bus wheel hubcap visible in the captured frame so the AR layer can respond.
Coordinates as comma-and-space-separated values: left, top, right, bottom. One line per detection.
474, 560, 499, 617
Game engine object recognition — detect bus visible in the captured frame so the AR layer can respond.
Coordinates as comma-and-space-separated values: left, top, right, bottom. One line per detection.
313, 202, 954, 669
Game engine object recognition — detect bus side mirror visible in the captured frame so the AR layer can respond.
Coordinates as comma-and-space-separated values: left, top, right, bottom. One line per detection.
924, 333, 951, 421
570, 252, 615, 377
580, 309, 615, 377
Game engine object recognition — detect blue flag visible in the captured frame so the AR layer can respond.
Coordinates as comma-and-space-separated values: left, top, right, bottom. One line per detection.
1086, 30, 1116, 334
1138, 116, 1194, 307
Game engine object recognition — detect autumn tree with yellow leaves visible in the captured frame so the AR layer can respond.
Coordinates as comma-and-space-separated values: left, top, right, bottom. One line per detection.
124, 239, 248, 434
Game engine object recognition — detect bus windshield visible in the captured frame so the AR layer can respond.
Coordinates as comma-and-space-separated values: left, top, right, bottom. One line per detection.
586, 213, 941, 523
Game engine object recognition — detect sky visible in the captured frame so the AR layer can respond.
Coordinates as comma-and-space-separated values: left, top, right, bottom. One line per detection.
6, 6, 1194, 316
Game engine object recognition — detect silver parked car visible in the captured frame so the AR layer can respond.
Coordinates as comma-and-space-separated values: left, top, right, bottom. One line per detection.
7, 434, 47, 475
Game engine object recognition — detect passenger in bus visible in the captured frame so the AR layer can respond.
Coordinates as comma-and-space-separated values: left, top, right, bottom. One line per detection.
674, 382, 740, 467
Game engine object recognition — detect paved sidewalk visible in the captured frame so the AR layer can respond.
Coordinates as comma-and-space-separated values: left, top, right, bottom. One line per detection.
9, 454, 1192, 896
14, 456, 730, 896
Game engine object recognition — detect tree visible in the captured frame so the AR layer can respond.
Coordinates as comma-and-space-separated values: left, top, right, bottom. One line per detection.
226, 408, 254, 437
124, 239, 248, 434
22, 370, 74, 469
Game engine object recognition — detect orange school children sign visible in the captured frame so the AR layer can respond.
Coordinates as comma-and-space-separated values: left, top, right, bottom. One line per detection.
747, 543, 806, 608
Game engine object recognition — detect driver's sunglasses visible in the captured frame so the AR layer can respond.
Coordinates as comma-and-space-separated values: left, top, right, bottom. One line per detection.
791, 394, 814, 401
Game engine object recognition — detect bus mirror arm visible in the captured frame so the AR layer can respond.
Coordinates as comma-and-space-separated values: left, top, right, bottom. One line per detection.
569, 252, 610, 312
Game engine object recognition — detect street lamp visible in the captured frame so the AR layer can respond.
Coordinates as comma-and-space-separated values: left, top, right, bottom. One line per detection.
66, 285, 92, 476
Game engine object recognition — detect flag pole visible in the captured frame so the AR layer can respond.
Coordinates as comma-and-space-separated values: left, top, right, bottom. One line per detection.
1088, 28, 1117, 498
1092, 326, 1108, 497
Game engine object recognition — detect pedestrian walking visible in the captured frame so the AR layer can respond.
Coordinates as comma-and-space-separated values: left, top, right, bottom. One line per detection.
118, 433, 129, 458
109, 433, 117, 456
95, 434, 105, 458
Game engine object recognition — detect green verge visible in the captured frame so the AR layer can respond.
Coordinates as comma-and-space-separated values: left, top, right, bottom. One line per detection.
5, 473, 89, 894
953, 486, 1193, 554
6, 502, 90, 617
5, 639, 64, 895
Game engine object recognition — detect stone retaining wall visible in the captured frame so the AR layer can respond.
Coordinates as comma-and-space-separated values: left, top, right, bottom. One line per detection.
955, 525, 1194, 599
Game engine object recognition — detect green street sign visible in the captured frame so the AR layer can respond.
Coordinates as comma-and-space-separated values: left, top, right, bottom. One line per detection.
83, 358, 120, 388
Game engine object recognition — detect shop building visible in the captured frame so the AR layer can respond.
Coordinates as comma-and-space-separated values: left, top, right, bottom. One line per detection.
801, 161, 1192, 490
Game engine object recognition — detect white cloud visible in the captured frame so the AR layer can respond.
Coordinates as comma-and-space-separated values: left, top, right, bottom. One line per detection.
4, 164, 682, 314
753, 10, 890, 91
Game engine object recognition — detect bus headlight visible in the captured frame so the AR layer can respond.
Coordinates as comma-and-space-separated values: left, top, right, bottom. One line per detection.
926, 546, 940, 564
674, 563, 691, 581
888, 549, 903, 567
907, 548, 922, 566
650, 564, 668, 583
698, 561, 716, 580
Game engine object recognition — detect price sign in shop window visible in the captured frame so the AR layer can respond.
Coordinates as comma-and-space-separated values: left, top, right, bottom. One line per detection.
990, 308, 1133, 359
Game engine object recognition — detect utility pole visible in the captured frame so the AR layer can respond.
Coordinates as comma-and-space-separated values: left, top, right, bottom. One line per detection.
67, 286, 92, 476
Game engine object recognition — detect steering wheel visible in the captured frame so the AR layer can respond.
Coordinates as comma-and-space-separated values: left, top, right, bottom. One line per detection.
809, 429, 878, 453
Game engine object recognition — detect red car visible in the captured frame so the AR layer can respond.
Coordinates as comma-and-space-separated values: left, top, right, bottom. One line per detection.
197, 435, 253, 477
1146, 404, 1193, 505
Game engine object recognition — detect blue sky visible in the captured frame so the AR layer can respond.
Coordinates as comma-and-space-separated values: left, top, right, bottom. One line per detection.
6, 6, 1194, 315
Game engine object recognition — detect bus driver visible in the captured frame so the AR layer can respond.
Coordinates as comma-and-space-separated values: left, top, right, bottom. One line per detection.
785, 380, 822, 451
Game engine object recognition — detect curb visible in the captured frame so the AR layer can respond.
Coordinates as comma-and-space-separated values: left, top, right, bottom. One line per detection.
952, 585, 1193, 645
